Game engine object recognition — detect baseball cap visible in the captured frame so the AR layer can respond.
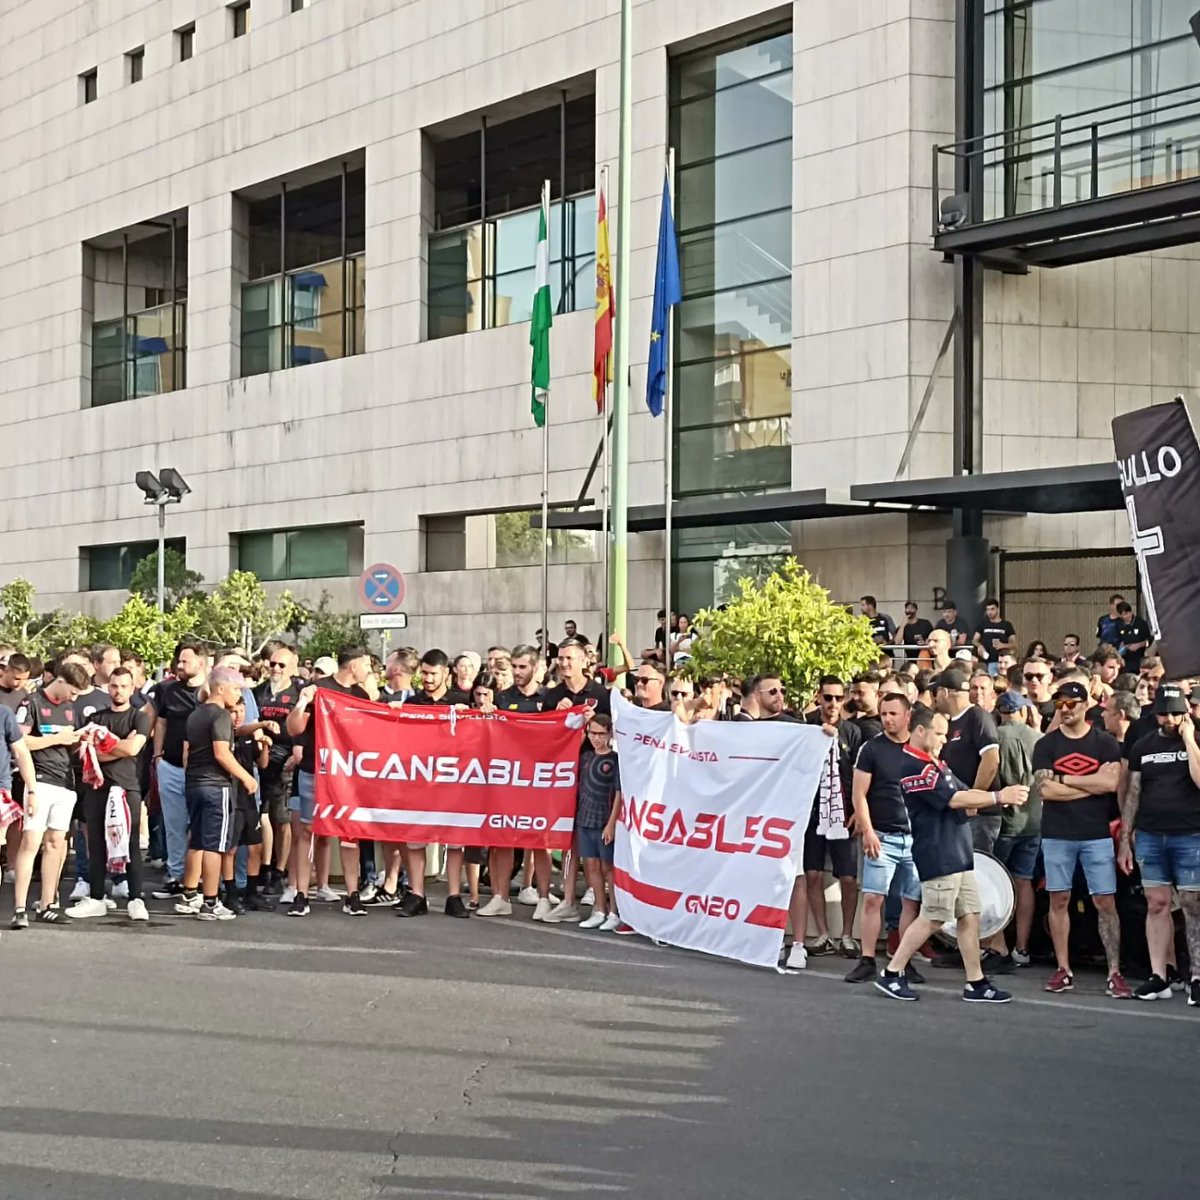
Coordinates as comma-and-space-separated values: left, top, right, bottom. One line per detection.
1154, 683, 1190, 715
953, 648, 975, 662
941, 599, 958, 611
208, 666, 247, 689
313, 656, 338, 676
933, 670, 970, 693
1054, 681, 1089, 703
996, 690, 1032, 713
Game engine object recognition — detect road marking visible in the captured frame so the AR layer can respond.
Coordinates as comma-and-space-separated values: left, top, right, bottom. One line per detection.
797, 965, 1200, 1024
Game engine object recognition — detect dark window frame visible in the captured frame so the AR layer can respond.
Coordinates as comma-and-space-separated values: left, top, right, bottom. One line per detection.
235, 523, 363, 582
81, 69, 98, 104
177, 24, 195, 62
127, 47, 144, 84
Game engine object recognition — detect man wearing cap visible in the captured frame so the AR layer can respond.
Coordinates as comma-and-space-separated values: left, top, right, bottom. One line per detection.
992, 691, 1042, 966
1033, 680, 1130, 998
1120, 682, 1200, 1005
934, 600, 969, 648
935, 667, 1000, 849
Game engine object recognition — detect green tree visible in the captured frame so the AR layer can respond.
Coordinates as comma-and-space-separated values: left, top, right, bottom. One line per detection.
98, 595, 200, 667
195, 571, 303, 655
0, 579, 53, 654
298, 591, 363, 660
685, 558, 880, 700
129, 548, 205, 611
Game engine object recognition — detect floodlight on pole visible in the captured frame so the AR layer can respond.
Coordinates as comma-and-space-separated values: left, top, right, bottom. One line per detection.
134, 468, 191, 618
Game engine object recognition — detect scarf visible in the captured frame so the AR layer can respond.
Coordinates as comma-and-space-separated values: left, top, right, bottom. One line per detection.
78, 724, 120, 789
816, 736, 849, 839
0, 788, 23, 830
104, 786, 131, 873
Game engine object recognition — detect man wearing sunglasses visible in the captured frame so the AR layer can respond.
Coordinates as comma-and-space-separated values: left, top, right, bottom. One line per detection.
754, 676, 798, 723
1032, 681, 1130, 998
1022, 659, 1056, 731
253, 645, 302, 896
894, 602, 933, 664
631, 663, 670, 711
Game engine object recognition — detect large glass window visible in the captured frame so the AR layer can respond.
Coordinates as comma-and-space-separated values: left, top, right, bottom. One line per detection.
674, 523, 792, 615
420, 511, 597, 571
983, 1, 1200, 217
426, 93, 596, 338
236, 524, 362, 581
240, 167, 366, 375
83, 539, 186, 591
670, 28, 792, 502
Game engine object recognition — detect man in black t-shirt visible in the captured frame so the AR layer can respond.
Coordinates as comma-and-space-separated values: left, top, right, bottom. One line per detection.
494, 644, 544, 713
846, 694, 922, 983
876, 704, 1026, 1003
972, 598, 1016, 671
860, 596, 896, 647
146, 638, 208, 896
0, 653, 32, 714
934, 668, 1001, 851
66, 667, 152, 923
1115, 602, 1152, 673
849, 675, 883, 740
254, 645, 303, 893
1120, 683, 1200, 1003
934, 601, 970, 647
542, 642, 610, 715
285, 645, 375, 918
894, 602, 933, 663
1022, 658, 1056, 732
1033, 681, 1129, 998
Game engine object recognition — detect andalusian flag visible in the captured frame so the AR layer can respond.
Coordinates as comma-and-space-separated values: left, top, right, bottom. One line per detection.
593, 186, 613, 413
530, 188, 553, 427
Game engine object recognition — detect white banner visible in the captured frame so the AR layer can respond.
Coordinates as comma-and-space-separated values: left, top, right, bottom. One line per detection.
611, 692, 830, 969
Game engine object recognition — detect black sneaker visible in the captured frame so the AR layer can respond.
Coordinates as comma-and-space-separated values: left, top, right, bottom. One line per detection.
365, 888, 398, 907
225, 894, 246, 916
38, 904, 63, 923
444, 894, 470, 919
343, 892, 367, 916
287, 892, 310, 917
244, 891, 276, 911
10, 908, 28, 930
262, 874, 283, 897
1167, 965, 1187, 993
844, 956, 877, 983
963, 977, 1011, 1004
396, 892, 428, 918
875, 970, 919, 1001
1189, 979, 1200, 1008
151, 879, 184, 899
907, 962, 926, 985
981, 948, 1017, 975
1134, 974, 1173, 1001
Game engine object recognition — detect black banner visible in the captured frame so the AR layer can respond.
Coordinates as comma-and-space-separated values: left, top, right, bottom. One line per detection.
1112, 398, 1200, 676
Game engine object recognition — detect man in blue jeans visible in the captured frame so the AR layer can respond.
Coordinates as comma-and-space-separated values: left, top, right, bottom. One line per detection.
146, 638, 208, 898
1032, 681, 1131, 998
845, 693, 923, 983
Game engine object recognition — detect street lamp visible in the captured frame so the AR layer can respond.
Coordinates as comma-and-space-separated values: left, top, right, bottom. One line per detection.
135, 468, 191, 615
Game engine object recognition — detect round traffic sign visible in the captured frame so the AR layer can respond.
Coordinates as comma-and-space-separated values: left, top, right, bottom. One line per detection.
358, 562, 406, 614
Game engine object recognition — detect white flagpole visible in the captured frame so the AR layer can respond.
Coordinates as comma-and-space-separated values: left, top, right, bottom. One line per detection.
540, 178, 551, 663
601, 165, 612, 644
663, 148, 676, 663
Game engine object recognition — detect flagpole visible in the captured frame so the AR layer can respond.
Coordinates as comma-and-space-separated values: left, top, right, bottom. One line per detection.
601, 164, 612, 644
662, 147, 675, 665
609, 0, 633, 665
539, 177, 551, 664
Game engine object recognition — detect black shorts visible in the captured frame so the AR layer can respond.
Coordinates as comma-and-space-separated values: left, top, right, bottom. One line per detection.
260, 771, 290, 828
187, 784, 236, 853
802, 807, 857, 877
231, 798, 263, 848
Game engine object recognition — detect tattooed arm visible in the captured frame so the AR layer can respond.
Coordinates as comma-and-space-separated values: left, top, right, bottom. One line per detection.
1117, 770, 1141, 875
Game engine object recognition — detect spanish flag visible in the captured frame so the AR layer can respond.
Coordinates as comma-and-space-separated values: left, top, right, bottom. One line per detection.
593, 186, 613, 413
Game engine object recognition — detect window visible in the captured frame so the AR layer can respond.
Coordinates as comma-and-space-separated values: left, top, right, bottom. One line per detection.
426, 92, 597, 338
81, 69, 98, 104
231, 2, 250, 38
291, 0, 310, 9
177, 24, 195, 62
669, 27, 793, 500
236, 524, 362, 581
420, 511, 597, 572
82, 539, 186, 592
127, 48, 144, 83
240, 166, 366, 376
674, 524, 791, 614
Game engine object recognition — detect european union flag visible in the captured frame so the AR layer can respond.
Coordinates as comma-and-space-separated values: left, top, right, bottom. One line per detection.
646, 174, 681, 417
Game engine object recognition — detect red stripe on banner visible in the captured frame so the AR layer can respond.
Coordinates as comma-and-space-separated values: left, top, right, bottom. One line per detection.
611, 866, 683, 912
744, 904, 788, 929
728, 755, 781, 762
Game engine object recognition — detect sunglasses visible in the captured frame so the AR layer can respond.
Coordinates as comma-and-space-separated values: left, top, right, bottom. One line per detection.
760, 686, 783, 697
269, 661, 288, 668
635, 677, 656, 685
821, 693, 844, 703
1023, 673, 1048, 682
669, 689, 690, 699
1054, 697, 1081, 710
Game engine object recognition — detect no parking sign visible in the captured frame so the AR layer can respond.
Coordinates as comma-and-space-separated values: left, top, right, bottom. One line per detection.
357, 563, 406, 614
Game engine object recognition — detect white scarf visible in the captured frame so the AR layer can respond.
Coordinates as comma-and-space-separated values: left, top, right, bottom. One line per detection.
816, 737, 849, 839
104, 786, 131, 873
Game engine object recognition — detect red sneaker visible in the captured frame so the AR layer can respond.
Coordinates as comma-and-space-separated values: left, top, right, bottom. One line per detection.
886, 929, 900, 956
613, 922, 636, 936
1106, 972, 1133, 1000
917, 939, 941, 963
1044, 967, 1074, 993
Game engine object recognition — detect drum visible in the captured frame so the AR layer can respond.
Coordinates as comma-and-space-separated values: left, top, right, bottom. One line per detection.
940, 850, 1016, 943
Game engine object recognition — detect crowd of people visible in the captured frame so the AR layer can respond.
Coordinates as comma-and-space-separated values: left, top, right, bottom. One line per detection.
0, 587, 1196, 1011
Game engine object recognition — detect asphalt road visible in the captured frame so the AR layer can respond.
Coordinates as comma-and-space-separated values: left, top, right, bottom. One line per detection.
0, 888, 1196, 1200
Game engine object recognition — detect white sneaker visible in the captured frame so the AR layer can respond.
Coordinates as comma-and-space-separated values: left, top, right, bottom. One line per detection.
69, 880, 90, 902
2, 868, 14, 884
127, 898, 149, 922
599, 912, 621, 932
313, 884, 342, 903
542, 901, 580, 924
197, 901, 236, 921
174, 892, 203, 915
66, 897, 108, 919
532, 897, 555, 922
579, 911, 606, 929
359, 881, 379, 903
111, 881, 129, 900
477, 895, 513, 917
279, 885, 297, 904
103, 898, 117, 911
517, 886, 540, 906
581, 888, 595, 906
786, 943, 808, 970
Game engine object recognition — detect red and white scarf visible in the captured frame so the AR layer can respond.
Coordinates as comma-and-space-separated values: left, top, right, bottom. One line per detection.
104, 786, 131, 873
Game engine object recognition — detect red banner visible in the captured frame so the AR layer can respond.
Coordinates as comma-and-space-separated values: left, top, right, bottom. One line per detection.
311, 692, 586, 848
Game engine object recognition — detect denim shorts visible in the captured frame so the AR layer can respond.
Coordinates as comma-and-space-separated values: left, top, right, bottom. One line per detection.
288, 769, 316, 824
1136, 831, 1200, 891
993, 833, 1041, 881
576, 825, 613, 863
861, 831, 922, 901
1042, 836, 1116, 896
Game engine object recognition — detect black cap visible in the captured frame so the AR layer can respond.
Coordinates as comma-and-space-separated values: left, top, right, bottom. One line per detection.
933, 670, 970, 693
1154, 683, 1190, 715
941, 599, 957, 610
1054, 681, 1089, 703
